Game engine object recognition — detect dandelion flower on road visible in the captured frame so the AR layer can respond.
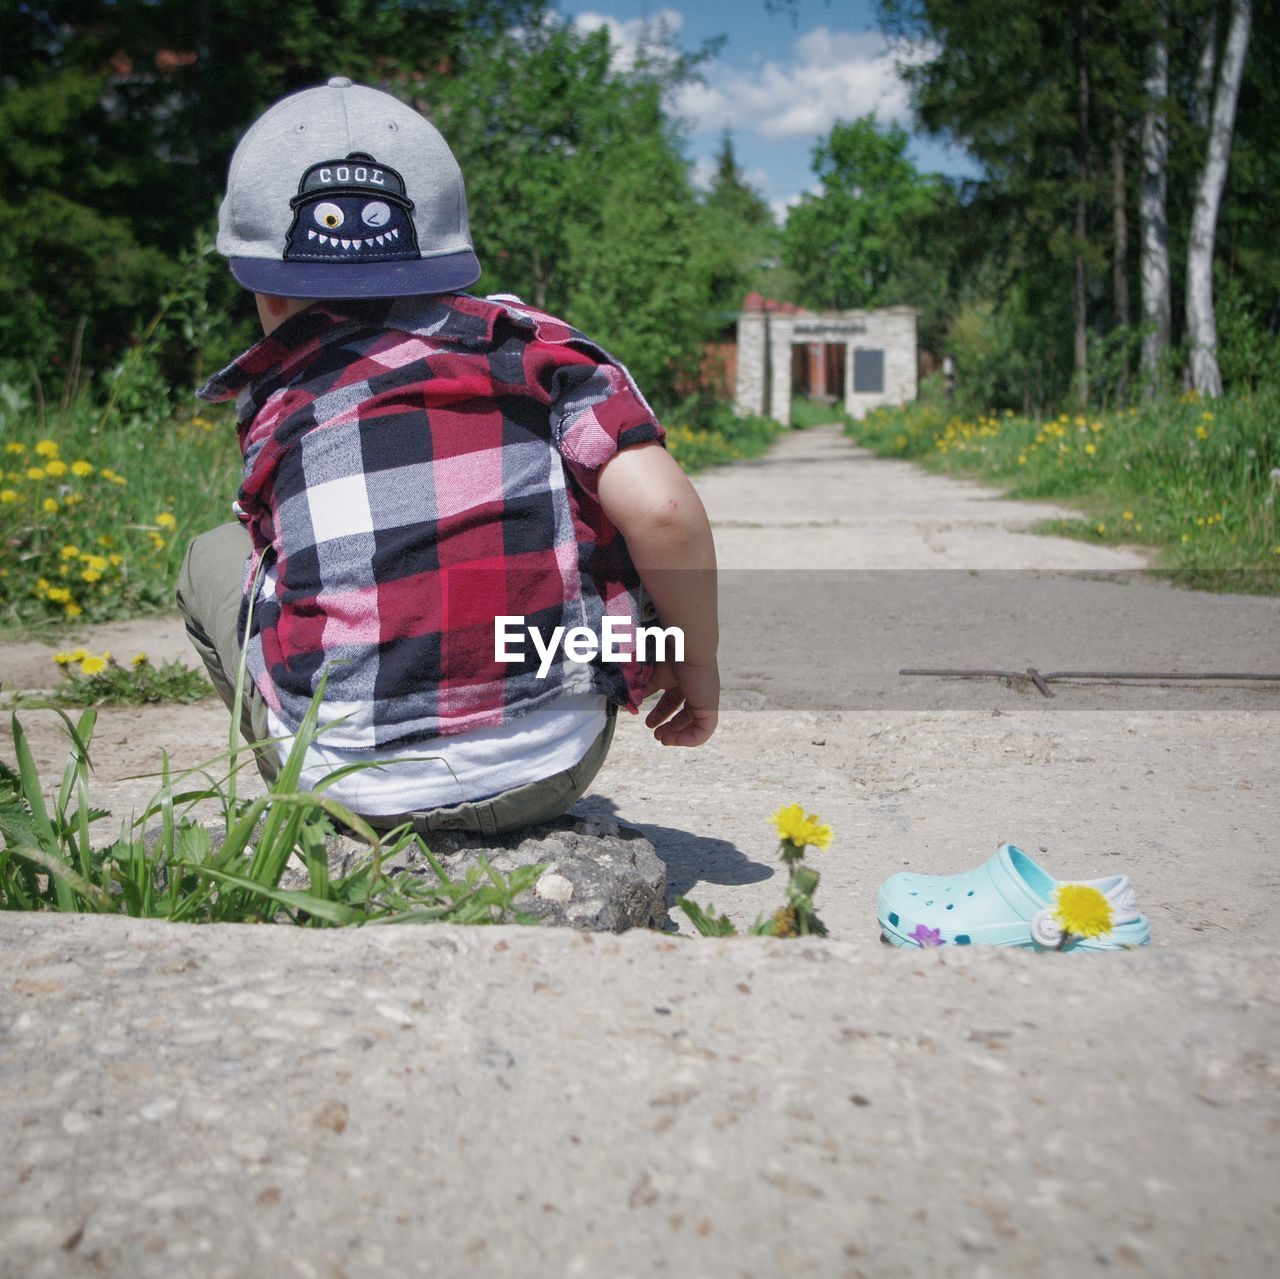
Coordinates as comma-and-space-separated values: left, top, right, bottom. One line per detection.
79, 655, 108, 676
769, 803, 833, 851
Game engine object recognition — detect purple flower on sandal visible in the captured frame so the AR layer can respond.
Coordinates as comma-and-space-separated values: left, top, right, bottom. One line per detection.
911, 924, 945, 947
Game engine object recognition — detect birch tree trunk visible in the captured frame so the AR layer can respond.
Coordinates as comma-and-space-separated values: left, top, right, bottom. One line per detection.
1073, 0, 1090, 411
1139, 8, 1170, 394
1186, 0, 1252, 398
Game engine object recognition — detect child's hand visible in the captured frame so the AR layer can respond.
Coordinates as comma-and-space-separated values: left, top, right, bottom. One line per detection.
642, 659, 719, 746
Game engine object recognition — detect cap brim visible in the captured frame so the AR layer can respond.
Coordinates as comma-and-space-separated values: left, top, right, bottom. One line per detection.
229, 250, 481, 299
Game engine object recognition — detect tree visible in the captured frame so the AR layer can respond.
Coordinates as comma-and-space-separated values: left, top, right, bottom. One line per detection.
781, 116, 943, 310
0, 1, 542, 369
565, 89, 713, 404
1185, 0, 1253, 396
698, 132, 780, 312
1139, 5, 1172, 391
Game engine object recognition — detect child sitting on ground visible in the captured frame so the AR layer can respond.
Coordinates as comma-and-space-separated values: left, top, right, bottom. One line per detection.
177, 77, 718, 836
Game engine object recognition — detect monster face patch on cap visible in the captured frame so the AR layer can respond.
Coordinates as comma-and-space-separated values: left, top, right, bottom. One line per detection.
284, 152, 419, 263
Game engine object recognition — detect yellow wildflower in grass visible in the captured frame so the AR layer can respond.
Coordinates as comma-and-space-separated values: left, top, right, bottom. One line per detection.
0, 489, 16, 503
130, 653, 149, 668
1017, 453, 1027, 465
156, 511, 176, 529
44, 459, 68, 478
108, 553, 123, 567
147, 531, 167, 550
82, 553, 108, 572
34, 439, 59, 458
26, 466, 47, 481
42, 497, 59, 514
3, 441, 25, 455
769, 803, 834, 851
1053, 883, 1114, 939
1084, 442, 1097, 455
1122, 510, 1134, 521
59, 544, 79, 559
80, 569, 102, 583
45, 586, 71, 603
100, 468, 127, 486
71, 459, 93, 477
1195, 424, 1209, 441
53, 652, 74, 666
1096, 523, 1107, 535
64, 601, 82, 619
79, 655, 108, 676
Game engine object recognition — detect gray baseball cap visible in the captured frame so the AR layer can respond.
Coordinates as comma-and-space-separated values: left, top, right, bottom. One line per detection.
216, 77, 481, 298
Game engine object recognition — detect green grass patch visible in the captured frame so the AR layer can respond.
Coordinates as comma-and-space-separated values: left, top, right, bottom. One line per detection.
846, 389, 1280, 592
664, 402, 781, 472
0, 697, 543, 926
15, 650, 213, 709
790, 397, 853, 430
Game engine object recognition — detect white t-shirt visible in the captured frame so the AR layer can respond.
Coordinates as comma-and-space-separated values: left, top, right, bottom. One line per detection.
268, 693, 608, 816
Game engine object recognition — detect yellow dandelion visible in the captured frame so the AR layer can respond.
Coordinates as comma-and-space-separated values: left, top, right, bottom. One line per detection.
59, 544, 79, 559
52, 652, 73, 666
130, 653, 149, 668
80, 569, 102, 583
1084, 442, 1097, 456
44, 459, 68, 478
68, 648, 89, 661
79, 655, 107, 676
45, 586, 71, 603
26, 466, 47, 481
83, 553, 108, 572
1053, 884, 1114, 938
34, 439, 59, 458
1096, 523, 1107, 534
1195, 424, 1209, 440
42, 497, 59, 513
1017, 454, 1027, 465
70, 459, 93, 477
0, 489, 16, 503
3, 441, 25, 455
64, 601, 82, 618
156, 511, 176, 529
769, 803, 834, 851
1122, 510, 1134, 521
108, 553, 123, 567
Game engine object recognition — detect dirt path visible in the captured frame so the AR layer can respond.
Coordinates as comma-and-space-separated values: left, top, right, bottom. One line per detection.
4, 425, 1278, 941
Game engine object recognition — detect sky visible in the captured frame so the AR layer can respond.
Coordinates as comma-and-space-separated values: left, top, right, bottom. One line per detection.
554, 0, 982, 223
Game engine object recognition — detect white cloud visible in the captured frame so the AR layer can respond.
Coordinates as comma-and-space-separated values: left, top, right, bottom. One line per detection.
573, 8, 685, 72
674, 27, 926, 141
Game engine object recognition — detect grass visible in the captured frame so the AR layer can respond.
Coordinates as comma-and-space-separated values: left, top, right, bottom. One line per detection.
846, 388, 1280, 593
664, 403, 781, 472
14, 650, 213, 709
790, 397, 853, 430
0, 693, 544, 925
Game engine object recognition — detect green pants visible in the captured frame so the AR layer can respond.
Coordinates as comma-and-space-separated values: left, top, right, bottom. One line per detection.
176, 523, 616, 835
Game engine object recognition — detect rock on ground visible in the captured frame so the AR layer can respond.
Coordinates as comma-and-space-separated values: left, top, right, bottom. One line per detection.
310, 814, 668, 932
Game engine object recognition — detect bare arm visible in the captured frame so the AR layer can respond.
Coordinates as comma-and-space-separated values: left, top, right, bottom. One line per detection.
596, 442, 718, 746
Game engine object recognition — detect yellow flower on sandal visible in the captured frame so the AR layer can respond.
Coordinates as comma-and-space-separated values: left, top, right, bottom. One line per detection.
1053, 883, 1114, 938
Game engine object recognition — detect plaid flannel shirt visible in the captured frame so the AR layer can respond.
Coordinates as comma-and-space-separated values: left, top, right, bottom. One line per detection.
196, 292, 664, 749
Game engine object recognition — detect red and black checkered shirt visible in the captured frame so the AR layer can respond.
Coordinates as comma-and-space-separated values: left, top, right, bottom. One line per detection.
197, 293, 664, 748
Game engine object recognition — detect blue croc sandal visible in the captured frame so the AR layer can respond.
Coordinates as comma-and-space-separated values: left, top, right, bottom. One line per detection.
877, 844, 1150, 951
